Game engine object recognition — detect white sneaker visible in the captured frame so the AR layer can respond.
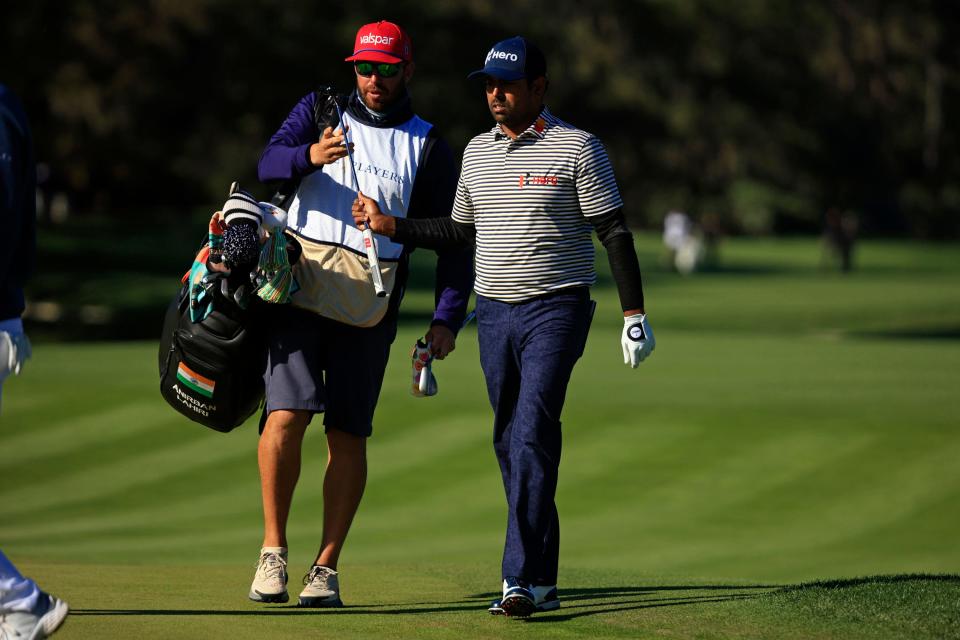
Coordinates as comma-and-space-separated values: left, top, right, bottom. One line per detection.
248, 548, 288, 603
489, 583, 560, 615
497, 577, 536, 617
298, 565, 343, 608
0, 593, 69, 639
531, 584, 560, 611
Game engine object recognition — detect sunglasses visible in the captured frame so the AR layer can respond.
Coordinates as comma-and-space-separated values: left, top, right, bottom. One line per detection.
355, 61, 402, 78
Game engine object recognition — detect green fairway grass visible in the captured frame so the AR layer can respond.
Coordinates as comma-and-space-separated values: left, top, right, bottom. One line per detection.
2, 235, 959, 638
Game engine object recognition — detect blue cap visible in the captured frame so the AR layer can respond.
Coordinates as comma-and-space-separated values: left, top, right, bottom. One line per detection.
467, 36, 547, 81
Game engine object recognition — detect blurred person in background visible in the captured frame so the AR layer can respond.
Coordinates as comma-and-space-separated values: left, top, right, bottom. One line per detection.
821, 206, 859, 273
1, 84, 69, 640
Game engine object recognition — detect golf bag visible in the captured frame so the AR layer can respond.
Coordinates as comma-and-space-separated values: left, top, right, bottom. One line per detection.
158, 272, 265, 432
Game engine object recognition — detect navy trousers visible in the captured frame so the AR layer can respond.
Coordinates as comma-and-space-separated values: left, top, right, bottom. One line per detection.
476, 289, 594, 585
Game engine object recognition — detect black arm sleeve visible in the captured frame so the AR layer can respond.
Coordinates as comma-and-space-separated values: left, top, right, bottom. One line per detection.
394, 215, 476, 251
401, 131, 477, 251
591, 208, 645, 312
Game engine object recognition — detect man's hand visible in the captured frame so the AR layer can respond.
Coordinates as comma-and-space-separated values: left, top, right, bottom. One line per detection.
0, 330, 31, 378
621, 313, 655, 368
352, 193, 397, 237
309, 125, 354, 166
425, 324, 456, 360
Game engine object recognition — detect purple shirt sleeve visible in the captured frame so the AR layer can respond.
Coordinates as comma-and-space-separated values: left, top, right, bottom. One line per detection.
258, 93, 320, 182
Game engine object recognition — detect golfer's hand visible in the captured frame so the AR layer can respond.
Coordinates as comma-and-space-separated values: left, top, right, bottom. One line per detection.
621, 313, 655, 368
352, 193, 396, 237
425, 325, 456, 360
309, 126, 353, 166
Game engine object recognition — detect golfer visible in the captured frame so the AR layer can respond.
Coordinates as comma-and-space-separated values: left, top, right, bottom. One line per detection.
354, 36, 655, 617
250, 20, 472, 607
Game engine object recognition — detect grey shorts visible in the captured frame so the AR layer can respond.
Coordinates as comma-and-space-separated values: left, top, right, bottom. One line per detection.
261, 305, 397, 437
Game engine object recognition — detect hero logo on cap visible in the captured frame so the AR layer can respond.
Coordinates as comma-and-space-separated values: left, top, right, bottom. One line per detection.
468, 36, 546, 82
486, 48, 519, 64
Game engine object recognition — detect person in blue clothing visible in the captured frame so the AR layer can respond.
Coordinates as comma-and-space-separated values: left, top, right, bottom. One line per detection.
1, 85, 70, 639
0, 84, 35, 410
248, 20, 473, 608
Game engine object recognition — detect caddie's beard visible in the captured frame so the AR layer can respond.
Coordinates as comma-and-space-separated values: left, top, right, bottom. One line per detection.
359, 80, 406, 112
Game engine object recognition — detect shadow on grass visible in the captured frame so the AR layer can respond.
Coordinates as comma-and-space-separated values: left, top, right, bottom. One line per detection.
69, 574, 960, 621
70, 583, 780, 619
493, 584, 780, 623
772, 572, 960, 592
850, 326, 960, 341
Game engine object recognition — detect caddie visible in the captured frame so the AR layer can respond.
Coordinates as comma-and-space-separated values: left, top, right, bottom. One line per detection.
249, 19, 473, 608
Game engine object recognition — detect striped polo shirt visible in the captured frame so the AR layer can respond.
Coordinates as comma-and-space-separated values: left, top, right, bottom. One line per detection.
452, 107, 622, 302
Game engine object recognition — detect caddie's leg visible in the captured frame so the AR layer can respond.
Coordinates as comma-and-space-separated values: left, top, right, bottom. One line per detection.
312, 429, 367, 570
259, 409, 311, 548
506, 291, 592, 585
0, 550, 40, 613
308, 314, 392, 572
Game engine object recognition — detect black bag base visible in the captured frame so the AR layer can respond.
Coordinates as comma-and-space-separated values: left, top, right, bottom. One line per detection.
159, 278, 265, 433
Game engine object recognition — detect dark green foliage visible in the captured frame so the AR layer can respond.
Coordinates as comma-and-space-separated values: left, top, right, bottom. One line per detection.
2, 1, 958, 236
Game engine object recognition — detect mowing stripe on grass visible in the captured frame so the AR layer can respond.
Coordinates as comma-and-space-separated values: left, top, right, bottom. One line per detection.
0, 403, 172, 467
0, 429, 254, 519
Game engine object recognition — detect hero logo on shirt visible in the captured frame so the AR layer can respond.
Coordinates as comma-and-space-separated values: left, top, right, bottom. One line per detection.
360, 34, 394, 45
486, 49, 519, 64
518, 174, 558, 188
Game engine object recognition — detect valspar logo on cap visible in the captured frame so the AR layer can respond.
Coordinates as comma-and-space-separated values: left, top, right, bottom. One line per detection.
486, 48, 519, 64
345, 20, 412, 63
360, 33, 395, 45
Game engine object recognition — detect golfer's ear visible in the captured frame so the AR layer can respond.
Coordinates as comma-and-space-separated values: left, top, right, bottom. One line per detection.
533, 76, 548, 98
403, 61, 415, 83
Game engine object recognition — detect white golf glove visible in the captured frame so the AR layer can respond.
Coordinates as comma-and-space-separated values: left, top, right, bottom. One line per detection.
0, 330, 32, 378
621, 313, 654, 368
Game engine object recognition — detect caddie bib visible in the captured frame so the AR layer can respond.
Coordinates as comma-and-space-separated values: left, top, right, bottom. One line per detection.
285, 112, 432, 326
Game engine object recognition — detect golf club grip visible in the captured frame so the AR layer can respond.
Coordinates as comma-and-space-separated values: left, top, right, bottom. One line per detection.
362, 226, 387, 297
334, 99, 386, 298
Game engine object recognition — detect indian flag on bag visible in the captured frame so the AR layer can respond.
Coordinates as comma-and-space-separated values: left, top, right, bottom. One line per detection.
177, 362, 216, 398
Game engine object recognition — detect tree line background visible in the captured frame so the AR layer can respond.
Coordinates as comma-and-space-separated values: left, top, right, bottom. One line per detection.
3, 0, 958, 237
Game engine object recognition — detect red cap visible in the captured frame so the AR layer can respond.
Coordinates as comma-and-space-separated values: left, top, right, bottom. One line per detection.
345, 21, 412, 64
